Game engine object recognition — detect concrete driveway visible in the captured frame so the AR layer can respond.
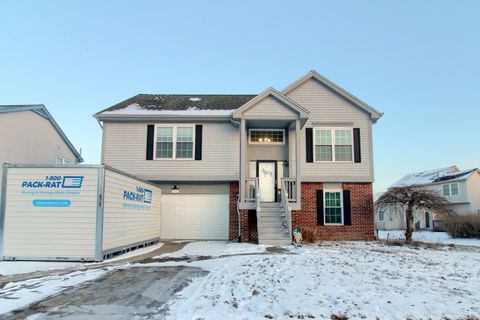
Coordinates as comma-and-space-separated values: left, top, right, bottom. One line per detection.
5, 266, 207, 320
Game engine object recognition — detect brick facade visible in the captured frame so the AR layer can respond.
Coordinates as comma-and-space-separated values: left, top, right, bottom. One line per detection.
230, 182, 374, 242
229, 182, 249, 241
292, 182, 374, 241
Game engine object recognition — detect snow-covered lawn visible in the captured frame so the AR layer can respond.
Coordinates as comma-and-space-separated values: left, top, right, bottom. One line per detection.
1, 241, 479, 319
156, 241, 480, 319
378, 230, 480, 247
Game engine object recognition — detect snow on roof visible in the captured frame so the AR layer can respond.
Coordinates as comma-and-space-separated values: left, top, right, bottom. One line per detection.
102, 103, 233, 116
392, 166, 458, 187
391, 166, 478, 188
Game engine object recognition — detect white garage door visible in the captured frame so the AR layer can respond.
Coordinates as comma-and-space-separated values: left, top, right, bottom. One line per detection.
160, 194, 229, 240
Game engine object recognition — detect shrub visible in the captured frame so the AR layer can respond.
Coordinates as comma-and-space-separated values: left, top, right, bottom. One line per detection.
444, 214, 480, 238
300, 226, 318, 243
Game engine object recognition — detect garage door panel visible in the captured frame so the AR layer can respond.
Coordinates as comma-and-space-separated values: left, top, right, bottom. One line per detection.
160, 194, 229, 240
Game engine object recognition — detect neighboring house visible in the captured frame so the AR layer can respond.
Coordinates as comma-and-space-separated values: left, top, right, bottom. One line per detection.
375, 166, 480, 231
95, 70, 383, 245
0, 105, 83, 195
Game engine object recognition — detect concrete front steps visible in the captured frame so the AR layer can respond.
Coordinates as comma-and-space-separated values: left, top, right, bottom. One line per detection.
257, 202, 292, 246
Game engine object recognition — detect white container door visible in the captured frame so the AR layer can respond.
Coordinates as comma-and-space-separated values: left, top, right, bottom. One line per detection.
160, 194, 229, 240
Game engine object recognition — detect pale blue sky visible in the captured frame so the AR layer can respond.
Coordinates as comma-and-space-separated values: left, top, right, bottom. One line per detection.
1, 1, 479, 192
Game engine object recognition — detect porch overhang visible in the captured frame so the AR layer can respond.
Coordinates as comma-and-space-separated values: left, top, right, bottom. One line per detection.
231, 87, 309, 128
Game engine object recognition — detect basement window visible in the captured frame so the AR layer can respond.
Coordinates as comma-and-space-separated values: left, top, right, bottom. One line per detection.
324, 190, 343, 225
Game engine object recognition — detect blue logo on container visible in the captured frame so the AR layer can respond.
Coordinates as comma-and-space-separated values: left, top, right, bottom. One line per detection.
33, 199, 72, 207
144, 189, 152, 203
62, 176, 83, 188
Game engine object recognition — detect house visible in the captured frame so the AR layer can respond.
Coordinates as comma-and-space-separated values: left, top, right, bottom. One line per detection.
375, 166, 480, 231
95, 71, 383, 245
0, 105, 83, 195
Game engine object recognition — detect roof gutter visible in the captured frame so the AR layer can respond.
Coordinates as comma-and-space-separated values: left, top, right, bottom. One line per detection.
93, 114, 103, 129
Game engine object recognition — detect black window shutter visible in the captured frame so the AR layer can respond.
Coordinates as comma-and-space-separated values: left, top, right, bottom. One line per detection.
353, 128, 361, 163
316, 189, 324, 225
195, 125, 203, 160
343, 189, 352, 226
306, 128, 313, 163
146, 125, 154, 160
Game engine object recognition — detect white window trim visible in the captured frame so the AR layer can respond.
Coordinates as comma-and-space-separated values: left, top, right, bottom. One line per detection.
443, 182, 460, 197
324, 189, 344, 225
248, 129, 285, 145
153, 124, 195, 160
313, 127, 354, 163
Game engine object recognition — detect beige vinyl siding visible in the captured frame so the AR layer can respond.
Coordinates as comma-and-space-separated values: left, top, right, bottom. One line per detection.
466, 172, 480, 213
102, 122, 239, 181
247, 144, 287, 162
102, 169, 161, 251
244, 96, 298, 118
0, 111, 77, 165
154, 183, 228, 195
286, 78, 373, 182
429, 180, 469, 204
2, 167, 98, 260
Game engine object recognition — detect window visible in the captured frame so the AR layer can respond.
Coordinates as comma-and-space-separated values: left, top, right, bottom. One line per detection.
155, 125, 194, 160
314, 128, 352, 162
443, 183, 459, 196
378, 210, 384, 222
56, 157, 71, 165
249, 129, 284, 144
324, 191, 343, 224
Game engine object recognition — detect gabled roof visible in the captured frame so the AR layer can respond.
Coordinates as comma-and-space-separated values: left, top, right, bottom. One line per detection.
282, 70, 383, 123
231, 87, 309, 126
0, 105, 83, 163
391, 166, 478, 188
96, 94, 256, 117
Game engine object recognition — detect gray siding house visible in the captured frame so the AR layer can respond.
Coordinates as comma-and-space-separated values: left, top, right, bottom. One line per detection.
95, 71, 382, 244
0, 105, 83, 195
375, 166, 480, 231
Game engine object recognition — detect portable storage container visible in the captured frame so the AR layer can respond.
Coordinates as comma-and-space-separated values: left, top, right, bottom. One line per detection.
0, 164, 161, 261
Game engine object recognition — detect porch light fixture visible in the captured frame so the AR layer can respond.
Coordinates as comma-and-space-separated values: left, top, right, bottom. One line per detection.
171, 185, 180, 193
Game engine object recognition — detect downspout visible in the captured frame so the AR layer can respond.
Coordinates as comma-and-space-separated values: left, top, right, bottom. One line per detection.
231, 113, 241, 241
230, 113, 240, 127
237, 194, 241, 242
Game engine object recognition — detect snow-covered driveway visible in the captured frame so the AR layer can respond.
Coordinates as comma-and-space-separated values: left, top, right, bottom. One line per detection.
160, 242, 480, 319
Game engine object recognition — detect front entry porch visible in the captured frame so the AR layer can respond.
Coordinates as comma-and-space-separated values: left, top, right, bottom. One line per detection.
231, 88, 309, 245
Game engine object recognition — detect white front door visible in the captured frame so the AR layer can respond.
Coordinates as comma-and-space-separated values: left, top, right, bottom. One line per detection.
258, 161, 276, 202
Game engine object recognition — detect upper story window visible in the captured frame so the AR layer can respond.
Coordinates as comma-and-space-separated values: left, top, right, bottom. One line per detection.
249, 129, 284, 144
155, 125, 194, 160
314, 128, 353, 162
324, 190, 343, 224
56, 156, 72, 165
443, 182, 459, 196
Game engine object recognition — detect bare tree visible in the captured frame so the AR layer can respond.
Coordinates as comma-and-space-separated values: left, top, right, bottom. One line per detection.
376, 186, 452, 243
